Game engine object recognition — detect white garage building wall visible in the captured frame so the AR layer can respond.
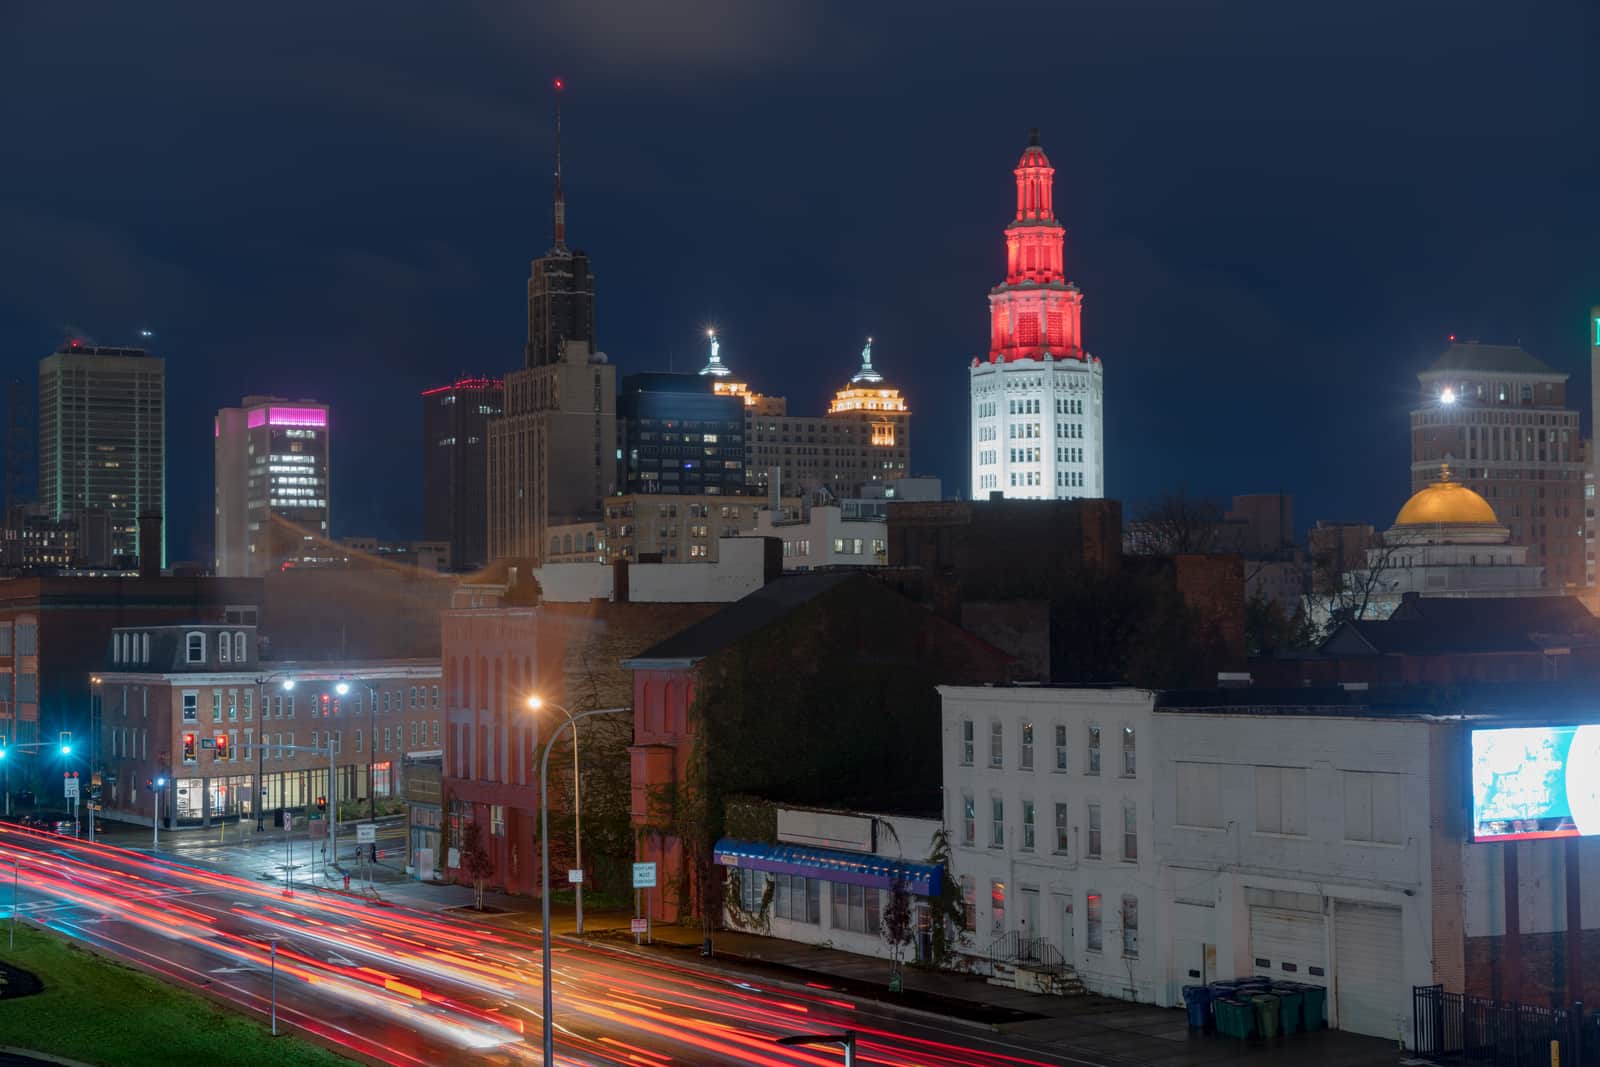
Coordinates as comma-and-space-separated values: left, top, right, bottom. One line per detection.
1151, 708, 1435, 1045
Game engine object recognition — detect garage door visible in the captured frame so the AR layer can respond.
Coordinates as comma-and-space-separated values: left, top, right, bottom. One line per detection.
1334, 903, 1404, 1040
1249, 906, 1326, 985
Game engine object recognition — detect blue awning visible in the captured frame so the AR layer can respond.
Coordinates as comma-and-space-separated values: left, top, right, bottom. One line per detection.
713, 837, 943, 897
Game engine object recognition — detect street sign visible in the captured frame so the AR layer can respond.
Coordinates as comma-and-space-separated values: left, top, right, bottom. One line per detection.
201, 738, 215, 749
64, 776, 79, 799
631, 862, 657, 889
568, 869, 583, 885
356, 823, 376, 846
630, 917, 648, 934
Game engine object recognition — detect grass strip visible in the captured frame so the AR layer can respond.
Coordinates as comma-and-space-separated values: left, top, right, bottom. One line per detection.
0, 923, 353, 1066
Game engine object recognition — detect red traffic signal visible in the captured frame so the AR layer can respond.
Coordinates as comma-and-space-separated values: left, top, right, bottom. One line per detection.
182, 733, 197, 762
214, 734, 229, 760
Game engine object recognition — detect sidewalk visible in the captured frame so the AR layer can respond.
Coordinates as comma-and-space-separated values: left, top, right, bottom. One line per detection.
376, 883, 1409, 1067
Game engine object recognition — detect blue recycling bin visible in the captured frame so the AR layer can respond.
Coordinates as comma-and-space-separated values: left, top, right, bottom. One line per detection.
1183, 985, 1213, 1029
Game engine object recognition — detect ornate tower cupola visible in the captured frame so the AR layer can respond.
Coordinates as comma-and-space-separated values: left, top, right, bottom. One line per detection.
987, 129, 1084, 363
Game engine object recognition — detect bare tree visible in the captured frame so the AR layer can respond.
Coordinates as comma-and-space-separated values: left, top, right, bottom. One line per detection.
1307, 530, 1417, 635
1127, 490, 1223, 555
460, 820, 494, 910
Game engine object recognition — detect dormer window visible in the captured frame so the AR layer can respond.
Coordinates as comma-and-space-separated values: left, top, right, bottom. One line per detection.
219, 635, 231, 663
234, 632, 247, 663
141, 633, 150, 662
186, 632, 206, 664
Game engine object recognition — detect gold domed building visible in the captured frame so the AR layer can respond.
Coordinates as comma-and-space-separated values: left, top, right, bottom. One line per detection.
1325, 469, 1551, 623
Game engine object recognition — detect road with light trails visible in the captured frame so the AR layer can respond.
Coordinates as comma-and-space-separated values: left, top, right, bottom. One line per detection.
0, 823, 1107, 1067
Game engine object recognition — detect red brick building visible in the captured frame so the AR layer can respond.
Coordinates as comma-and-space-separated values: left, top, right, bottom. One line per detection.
438, 568, 727, 896
624, 572, 1015, 922
97, 622, 440, 830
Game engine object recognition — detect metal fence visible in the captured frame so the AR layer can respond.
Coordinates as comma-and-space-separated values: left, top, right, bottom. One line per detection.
987, 931, 1068, 978
1414, 985, 1600, 1066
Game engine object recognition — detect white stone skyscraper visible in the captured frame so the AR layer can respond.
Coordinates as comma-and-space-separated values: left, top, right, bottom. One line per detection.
969, 130, 1104, 501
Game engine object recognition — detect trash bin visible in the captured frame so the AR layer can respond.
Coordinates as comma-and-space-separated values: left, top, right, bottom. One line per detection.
1183, 985, 1213, 1030
1299, 985, 1327, 1029
1272, 986, 1304, 1034
1218, 998, 1257, 1039
1252, 994, 1281, 1039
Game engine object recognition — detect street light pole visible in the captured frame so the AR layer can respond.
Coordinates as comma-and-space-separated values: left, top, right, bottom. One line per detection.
538, 705, 625, 1066
266, 934, 280, 1035
527, 697, 594, 935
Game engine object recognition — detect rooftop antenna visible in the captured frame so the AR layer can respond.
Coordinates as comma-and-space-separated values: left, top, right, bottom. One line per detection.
551, 78, 567, 253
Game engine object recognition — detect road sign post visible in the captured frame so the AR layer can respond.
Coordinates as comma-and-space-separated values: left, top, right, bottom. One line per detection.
632, 862, 657, 945
281, 809, 294, 897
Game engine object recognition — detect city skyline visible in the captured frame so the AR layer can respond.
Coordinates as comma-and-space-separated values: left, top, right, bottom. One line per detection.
3, 3, 1598, 563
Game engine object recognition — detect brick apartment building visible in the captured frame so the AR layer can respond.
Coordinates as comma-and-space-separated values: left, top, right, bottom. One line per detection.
97, 623, 439, 829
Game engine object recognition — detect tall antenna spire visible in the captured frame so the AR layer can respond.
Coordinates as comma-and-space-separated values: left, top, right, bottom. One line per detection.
552, 78, 567, 253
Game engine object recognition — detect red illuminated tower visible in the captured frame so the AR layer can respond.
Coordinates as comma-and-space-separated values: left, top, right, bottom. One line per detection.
970, 130, 1104, 502
988, 129, 1083, 362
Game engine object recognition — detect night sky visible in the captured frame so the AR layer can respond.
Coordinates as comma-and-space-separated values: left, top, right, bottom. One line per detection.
4, 2, 1599, 563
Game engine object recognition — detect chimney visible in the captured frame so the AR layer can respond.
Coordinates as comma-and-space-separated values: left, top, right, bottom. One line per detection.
612, 557, 630, 603
137, 513, 162, 579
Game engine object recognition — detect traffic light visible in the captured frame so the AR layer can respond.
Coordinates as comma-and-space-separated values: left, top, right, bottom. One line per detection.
183, 733, 197, 762
214, 734, 229, 761
59, 731, 72, 756
320, 694, 330, 718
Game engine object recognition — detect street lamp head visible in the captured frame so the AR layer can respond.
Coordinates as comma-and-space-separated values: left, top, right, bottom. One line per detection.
60, 744, 72, 756
156, 776, 166, 787
335, 681, 350, 696
281, 679, 295, 691
1440, 387, 1457, 406
527, 695, 543, 711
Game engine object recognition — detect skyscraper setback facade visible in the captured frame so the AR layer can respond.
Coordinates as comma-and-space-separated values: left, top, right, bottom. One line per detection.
422, 377, 503, 570
1412, 342, 1584, 589
214, 396, 333, 577
487, 92, 616, 562
969, 130, 1104, 501
38, 341, 165, 568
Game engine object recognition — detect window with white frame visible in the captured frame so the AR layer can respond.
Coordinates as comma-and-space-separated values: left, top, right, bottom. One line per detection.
212, 691, 222, 721
1020, 720, 1034, 771
182, 692, 198, 723
960, 875, 976, 931
219, 635, 230, 663
1054, 723, 1067, 771
1087, 725, 1101, 775
234, 632, 246, 662
355, 730, 363, 753
1122, 725, 1136, 777
1086, 892, 1103, 952
831, 882, 880, 935
990, 720, 1003, 768
960, 719, 974, 765
962, 792, 976, 846
1121, 896, 1139, 957
990, 795, 1004, 847
1123, 803, 1138, 861
1022, 800, 1035, 851
186, 632, 205, 663
772, 874, 820, 924
1054, 802, 1069, 853
1087, 802, 1102, 858
990, 881, 1006, 935
1343, 770, 1405, 844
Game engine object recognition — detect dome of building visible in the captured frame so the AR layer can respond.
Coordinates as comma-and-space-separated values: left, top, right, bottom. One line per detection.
1393, 475, 1498, 527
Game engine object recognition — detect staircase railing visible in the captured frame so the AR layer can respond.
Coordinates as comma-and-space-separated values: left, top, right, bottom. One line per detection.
987, 931, 1068, 978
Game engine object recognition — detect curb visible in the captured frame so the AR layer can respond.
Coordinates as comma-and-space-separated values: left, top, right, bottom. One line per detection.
0, 1047, 102, 1067
559, 932, 1004, 1034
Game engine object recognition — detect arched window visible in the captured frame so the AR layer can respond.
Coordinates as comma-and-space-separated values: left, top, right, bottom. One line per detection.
550, 536, 560, 555
234, 632, 247, 662
141, 633, 150, 662
562, 534, 573, 554
219, 633, 231, 662
585, 532, 596, 552
186, 632, 206, 664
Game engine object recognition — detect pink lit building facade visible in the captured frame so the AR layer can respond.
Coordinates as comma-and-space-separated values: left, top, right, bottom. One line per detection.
215, 397, 334, 577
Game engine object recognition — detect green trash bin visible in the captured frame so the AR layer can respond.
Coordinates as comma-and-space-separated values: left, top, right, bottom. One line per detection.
1300, 985, 1327, 1029
1274, 989, 1304, 1034
1253, 994, 1281, 1039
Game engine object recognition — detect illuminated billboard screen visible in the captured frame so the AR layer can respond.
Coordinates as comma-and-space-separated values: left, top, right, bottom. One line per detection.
1470, 725, 1600, 842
